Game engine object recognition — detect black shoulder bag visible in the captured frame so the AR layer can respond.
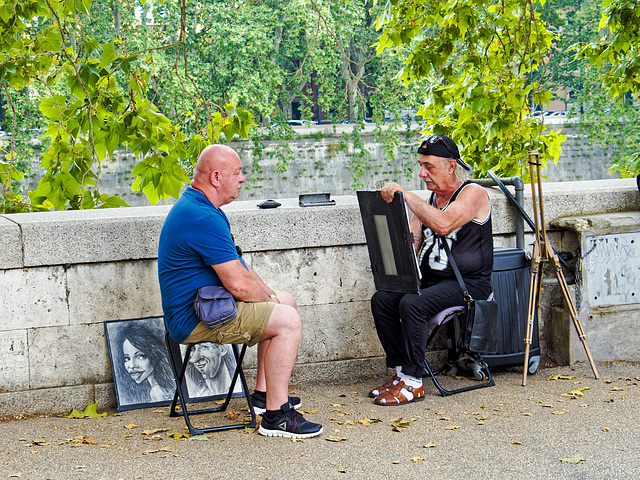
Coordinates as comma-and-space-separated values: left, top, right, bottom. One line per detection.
438, 236, 498, 355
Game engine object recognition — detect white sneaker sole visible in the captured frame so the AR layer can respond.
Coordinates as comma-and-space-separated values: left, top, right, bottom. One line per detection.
258, 425, 323, 439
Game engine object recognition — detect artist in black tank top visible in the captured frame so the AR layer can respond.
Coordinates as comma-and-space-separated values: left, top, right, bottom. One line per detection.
369, 135, 493, 406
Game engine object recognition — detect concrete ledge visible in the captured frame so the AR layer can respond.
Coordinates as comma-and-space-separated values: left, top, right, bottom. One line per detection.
5, 206, 170, 267
1, 179, 638, 269
0, 217, 22, 269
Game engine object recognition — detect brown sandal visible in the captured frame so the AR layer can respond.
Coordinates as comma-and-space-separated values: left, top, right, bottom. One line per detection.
374, 381, 425, 406
368, 375, 401, 398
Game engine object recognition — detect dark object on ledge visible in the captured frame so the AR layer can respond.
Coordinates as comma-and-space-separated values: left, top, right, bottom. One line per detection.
257, 199, 281, 209
299, 193, 335, 207
636, 174, 639, 193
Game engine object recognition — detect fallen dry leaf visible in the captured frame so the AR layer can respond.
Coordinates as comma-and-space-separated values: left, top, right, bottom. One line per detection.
547, 375, 576, 381
325, 435, 347, 442
423, 442, 436, 448
511, 440, 522, 445
143, 446, 176, 455
559, 455, 585, 464
142, 428, 169, 435
124, 423, 138, 429
410, 456, 426, 463
445, 425, 460, 430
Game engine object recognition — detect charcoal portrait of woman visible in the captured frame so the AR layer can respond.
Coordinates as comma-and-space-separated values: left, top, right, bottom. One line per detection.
106, 318, 176, 410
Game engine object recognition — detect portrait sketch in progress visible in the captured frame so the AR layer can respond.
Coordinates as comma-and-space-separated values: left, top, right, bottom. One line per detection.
105, 317, 176, 411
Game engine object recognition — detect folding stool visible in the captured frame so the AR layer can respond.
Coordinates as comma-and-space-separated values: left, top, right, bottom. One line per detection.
165, 332, 256, 435
423, 295, 495, 397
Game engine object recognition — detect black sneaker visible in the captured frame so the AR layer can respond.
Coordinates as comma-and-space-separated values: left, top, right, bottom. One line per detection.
258, 402, 323, 439
251, 391, 301, 415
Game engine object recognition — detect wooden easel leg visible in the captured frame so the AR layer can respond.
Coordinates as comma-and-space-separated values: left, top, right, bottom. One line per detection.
546, 244, 600, 379
522, 242, 543, 386
522, 151, 599, 383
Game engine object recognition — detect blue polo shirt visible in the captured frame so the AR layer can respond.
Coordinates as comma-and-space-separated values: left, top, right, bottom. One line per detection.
158, 186, 247, 343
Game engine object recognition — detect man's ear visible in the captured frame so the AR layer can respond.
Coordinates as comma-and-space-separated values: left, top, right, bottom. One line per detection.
210, 170, 220, 187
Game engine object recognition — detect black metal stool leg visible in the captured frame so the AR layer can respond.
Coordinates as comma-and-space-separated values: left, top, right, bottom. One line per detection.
165, 332, 256, 435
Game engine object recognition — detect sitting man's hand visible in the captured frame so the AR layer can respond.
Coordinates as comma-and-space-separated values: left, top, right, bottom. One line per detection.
381, 183, 405, 203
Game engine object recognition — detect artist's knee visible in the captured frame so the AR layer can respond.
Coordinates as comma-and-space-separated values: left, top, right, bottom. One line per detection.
398, 294, 424, 319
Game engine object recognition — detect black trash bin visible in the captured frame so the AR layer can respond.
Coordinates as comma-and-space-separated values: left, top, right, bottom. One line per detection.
485, 248, 540, 374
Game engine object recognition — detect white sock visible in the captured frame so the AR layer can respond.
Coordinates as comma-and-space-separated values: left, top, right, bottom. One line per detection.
395, 366, 403, 376
399, 372, 423, 389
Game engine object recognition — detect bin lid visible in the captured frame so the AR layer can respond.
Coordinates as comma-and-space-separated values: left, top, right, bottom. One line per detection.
493, 248, 530, 271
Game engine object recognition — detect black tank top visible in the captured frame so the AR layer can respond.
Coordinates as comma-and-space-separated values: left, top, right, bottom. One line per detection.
417, 181, 493, 287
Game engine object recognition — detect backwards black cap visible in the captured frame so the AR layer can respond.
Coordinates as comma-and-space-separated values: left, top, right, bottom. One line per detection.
417, 134, 471, 172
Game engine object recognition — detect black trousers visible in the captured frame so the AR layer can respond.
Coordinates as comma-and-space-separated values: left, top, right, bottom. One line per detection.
371, 279, 491, 378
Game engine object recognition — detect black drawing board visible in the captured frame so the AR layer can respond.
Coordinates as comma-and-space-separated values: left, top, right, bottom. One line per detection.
357, 190, 421, 294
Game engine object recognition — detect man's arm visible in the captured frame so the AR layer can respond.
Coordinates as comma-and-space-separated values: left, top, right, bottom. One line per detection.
212, 260, 278, 303
382, 183, 490, 236
409, 214, 423, 253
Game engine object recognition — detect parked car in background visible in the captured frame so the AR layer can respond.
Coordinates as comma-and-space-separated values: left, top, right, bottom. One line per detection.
271, 119, 318, 127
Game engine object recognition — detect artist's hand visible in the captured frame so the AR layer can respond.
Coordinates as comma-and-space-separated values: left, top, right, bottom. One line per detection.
380, 183, 404, 203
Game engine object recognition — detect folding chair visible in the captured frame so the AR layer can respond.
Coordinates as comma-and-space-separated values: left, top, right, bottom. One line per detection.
423, 294, 495, 397
165, 332, 256, 435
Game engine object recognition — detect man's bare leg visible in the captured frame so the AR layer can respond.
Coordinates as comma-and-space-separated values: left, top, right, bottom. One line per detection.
254, 290, 297, 394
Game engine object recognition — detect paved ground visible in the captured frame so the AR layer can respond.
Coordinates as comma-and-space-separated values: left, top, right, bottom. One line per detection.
0, 361, 638, 480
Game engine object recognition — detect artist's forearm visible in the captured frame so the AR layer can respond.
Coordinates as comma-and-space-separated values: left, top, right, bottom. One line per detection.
404, 191, 458, 235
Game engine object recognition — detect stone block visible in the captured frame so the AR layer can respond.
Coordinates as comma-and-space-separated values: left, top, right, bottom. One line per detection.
249, 245, 376, 306
547, 306, 571, 366
290, 357, 386, 384
295, 301, 383, 364
572, 306, 640, 363
0, 217, 22, 269
67, 260, 163, 323
0, 266, 69, 331
94, 382, 117, 411
226, 196, 366, 253
0, 385, 94, 416
6, 206, 171, 267
0, 330, 29, 392
29, 324, 111, 389
242, 301, 381, 369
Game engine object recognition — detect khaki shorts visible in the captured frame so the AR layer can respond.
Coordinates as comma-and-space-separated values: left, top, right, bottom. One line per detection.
183, 301, 275, 347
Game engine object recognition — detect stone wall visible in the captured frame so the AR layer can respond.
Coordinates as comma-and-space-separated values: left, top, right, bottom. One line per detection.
23, 118, 619, 207
0, 178, 638, 416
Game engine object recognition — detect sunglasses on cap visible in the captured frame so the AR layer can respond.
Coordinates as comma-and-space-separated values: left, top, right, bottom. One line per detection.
417, 134, 472, 172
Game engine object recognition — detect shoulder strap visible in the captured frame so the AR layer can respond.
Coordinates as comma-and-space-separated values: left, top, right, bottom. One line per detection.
438, 235, 473, 302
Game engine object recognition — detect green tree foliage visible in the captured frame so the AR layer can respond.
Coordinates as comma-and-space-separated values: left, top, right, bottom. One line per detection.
574, 0, 640, 177
0, 0, 255, 212
372, 0, 568, 179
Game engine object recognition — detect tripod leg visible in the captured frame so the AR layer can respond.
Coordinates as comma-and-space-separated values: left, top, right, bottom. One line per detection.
547, 245, 600, 379
523, 243, 543, 386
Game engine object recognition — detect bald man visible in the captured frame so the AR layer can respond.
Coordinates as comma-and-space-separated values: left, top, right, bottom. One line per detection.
158, 145, 322, 438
